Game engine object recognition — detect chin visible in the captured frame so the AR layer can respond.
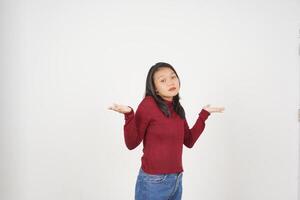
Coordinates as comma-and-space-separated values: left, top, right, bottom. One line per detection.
171, 91, 179, 96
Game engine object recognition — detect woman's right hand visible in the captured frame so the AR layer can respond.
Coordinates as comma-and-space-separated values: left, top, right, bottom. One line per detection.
108, 103, 132, 114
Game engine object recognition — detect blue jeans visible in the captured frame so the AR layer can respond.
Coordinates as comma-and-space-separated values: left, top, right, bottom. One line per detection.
135, 168, 183, 200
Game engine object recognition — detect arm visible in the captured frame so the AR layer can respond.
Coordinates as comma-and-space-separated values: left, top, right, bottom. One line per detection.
183, 109, 211, 148
123, 101, 151, 150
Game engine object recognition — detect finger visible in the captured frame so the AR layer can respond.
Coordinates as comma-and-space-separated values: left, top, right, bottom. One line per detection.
110, 103, 120, 110
108, 105, 115, 110
114, 106, 120, 111
203, 104, 210, 109
210, 108, 221, 112
114, 103, 121, 109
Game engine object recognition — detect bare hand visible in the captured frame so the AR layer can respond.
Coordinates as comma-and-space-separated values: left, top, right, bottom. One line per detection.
108, 103, 132, 114
203, 104, 225, 113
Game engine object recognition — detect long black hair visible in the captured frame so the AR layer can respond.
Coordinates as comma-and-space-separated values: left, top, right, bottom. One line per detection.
143, 62, 186, 120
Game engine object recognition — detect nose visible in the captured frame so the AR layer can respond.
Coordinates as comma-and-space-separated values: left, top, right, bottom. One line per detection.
167, 79, 175, 86
168, 83, 175, 87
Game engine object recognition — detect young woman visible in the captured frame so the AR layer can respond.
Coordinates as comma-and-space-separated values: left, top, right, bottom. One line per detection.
108, 62, 225, 200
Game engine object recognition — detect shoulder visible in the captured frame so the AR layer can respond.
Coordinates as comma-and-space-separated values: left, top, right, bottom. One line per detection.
134, 96, 157, 120
137, 95, 157, 110
140, 95, 155, 104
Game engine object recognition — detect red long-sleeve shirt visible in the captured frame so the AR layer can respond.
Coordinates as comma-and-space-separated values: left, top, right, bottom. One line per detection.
124, 95, 210, 174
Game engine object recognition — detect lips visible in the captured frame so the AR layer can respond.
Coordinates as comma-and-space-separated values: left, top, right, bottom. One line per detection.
168, 87, 176, 91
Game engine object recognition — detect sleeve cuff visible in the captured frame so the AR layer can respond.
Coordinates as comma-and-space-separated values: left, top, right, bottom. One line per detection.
124, 106, 134, 120
199, 108, 211, 121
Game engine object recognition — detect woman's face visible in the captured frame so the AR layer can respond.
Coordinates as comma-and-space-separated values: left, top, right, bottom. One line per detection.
153, 67, 180, 101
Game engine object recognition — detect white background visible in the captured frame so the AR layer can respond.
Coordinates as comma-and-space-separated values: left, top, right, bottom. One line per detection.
1, 0, 300, 200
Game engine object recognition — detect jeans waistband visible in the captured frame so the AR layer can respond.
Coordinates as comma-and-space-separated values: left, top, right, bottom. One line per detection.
139, 168, 183, 177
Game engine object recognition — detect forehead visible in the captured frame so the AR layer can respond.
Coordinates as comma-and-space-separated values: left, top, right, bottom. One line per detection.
154, 67, 175, 79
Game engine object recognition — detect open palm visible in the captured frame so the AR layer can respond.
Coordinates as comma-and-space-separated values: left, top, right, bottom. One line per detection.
108, 103, 132, 114
203, 104, 225, 113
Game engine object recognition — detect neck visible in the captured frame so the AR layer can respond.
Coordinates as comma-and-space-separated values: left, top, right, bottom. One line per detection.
162, 96, 173, 102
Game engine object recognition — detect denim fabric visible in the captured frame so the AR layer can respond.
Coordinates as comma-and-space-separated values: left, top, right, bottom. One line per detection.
135, 168, 183, 200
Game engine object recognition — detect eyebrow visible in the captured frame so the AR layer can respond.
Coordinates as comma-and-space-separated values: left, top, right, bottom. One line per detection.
157, 72, 176, 79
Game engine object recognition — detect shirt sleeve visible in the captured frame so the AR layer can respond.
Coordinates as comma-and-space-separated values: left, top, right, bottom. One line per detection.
123, 99, 152, 150
183, 108, 211, 148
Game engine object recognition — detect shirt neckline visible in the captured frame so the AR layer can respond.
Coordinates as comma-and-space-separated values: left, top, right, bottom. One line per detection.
163, 99, 173, 106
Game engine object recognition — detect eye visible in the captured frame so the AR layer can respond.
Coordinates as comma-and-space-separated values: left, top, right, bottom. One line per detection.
171, 76, 177, 79
160, 79, 166, 83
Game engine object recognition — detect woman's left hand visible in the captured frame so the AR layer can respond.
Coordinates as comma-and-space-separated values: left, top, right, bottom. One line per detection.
203, 104, 225, 113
